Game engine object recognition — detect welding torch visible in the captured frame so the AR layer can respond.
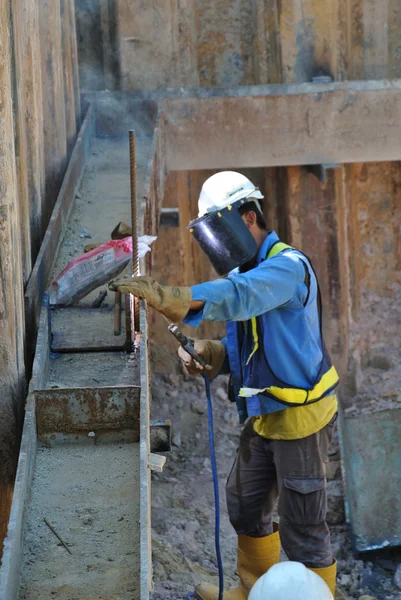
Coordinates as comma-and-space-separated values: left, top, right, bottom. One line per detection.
168, 322, 223, 600
168, 323, 212, 373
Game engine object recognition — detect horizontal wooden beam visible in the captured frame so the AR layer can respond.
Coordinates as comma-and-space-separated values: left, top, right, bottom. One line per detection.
162, 80, 401, 170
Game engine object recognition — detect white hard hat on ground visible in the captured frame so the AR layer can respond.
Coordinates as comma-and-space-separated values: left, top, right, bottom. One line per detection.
198, 171, 264, 217
248, 561, 334, 600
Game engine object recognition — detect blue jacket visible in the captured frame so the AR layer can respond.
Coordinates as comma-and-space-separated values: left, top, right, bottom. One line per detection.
183, 231, 339, 421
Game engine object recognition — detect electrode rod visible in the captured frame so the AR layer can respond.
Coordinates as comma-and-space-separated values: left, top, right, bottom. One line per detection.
114, 291, 122, 336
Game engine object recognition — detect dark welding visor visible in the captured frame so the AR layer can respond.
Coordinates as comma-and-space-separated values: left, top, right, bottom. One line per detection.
188, 199, 258, 275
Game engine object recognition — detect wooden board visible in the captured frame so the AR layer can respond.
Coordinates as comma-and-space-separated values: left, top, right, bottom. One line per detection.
35, 386, 140, 441
39, 0, 67, 222
60, 0, 79, 154
0, 0, 27, 540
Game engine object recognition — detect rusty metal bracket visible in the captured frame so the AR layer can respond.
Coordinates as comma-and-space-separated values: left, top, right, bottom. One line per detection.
150, 420, 171, 453
305, 163, 341, 185
159, 207, 180, 227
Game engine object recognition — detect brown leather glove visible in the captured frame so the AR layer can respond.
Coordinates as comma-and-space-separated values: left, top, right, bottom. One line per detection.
178, 339, 226, 379
108, 275, 192, 322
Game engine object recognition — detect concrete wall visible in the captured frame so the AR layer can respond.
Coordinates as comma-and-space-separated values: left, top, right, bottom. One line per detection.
0, 0, 80, 553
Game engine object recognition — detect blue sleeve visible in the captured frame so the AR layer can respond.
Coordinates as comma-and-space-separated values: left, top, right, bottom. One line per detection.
183, 253, 305, 326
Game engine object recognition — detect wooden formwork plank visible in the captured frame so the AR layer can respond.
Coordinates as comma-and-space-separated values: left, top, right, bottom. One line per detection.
68, 0, 81, 129
24, 105, 95, 367
39, 0, 68, 227
10, 2, 31, 283
60, 0, 78, 154
11, 0, 45, 268
0, 0, 27, 488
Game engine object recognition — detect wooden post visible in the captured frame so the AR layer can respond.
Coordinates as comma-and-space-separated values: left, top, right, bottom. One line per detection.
61, 0, 78, 154
11, 0, 45, 273
0, 0, 26, 553
68, 0, 82, 130
39, 0, 67, 234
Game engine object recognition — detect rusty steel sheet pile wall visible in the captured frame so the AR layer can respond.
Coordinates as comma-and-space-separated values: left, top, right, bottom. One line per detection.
0, 0, 80, 555
76, 0, 401, 91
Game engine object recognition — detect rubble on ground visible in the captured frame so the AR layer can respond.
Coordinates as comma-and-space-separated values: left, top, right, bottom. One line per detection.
150, 371, 401, 600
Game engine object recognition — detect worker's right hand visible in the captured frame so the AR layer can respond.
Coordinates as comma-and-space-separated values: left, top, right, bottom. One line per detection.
178, 339, 226, 379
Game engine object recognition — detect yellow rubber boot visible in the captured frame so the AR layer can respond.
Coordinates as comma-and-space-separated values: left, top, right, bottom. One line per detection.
309, 559, 337, 597
194, 529, 280, 600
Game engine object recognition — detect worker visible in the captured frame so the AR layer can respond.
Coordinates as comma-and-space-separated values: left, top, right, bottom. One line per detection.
109, 171, 339, 599
248, 561, 333, 600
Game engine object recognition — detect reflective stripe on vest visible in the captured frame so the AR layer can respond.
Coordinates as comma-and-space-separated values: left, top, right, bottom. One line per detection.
239, 365, 339, 405
247, 241, 293, 363
244, 242, 339, 406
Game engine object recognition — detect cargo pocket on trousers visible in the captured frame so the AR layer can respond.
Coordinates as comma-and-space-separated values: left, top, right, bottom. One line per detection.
279, 476, 327, 525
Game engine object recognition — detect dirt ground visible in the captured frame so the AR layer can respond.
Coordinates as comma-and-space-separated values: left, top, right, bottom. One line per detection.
149, 366, 401, 600
342, 284, 401, 418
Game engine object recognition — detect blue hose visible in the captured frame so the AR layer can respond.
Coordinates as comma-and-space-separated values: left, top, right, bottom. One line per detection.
187, 374, 224, 600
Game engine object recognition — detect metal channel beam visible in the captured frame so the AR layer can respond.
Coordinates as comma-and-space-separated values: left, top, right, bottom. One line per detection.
35, 386, 141, 445
0, 102, 159, 598
139, 302, 152, 600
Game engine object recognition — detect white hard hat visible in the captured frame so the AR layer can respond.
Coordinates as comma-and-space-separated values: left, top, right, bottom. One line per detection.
248, 562, 333, 600
198, 171, 264, 217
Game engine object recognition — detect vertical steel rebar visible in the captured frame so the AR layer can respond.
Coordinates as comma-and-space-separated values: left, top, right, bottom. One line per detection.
114, 291, 122, 336
129, 130, 140, 338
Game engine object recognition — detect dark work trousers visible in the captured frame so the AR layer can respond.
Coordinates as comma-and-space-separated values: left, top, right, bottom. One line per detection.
226, 414, 337, 568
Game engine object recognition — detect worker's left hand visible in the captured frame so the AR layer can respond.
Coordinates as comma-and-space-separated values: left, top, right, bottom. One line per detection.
108, 275, 192, 322
178, 339, 226, 379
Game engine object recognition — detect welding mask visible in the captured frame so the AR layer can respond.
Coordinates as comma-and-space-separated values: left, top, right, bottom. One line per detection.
188, 171, 264, 276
